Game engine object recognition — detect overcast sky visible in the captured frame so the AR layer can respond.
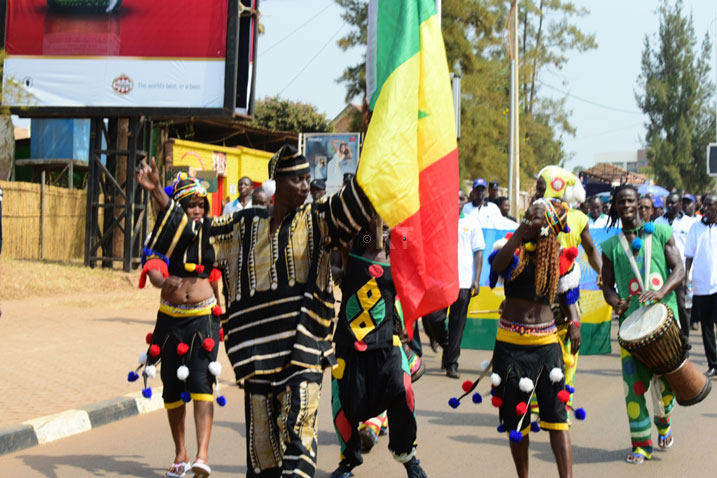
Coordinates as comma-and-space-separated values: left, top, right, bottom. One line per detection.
255, 0, 717, 170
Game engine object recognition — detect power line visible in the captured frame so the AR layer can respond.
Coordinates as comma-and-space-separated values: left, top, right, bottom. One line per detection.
279, 21, 347, 96
538, 80, 643, 115
260, 1, 334, 56
571, 122, 644, 142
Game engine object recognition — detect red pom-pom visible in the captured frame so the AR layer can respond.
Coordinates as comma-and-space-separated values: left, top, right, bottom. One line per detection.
195, 265, 205, 273
149, 344, 161, 358
564, 247, 578, 261
368, 264, 384, 278
354, 340, 367, 352
177, 342, 189, 356
491, 396, 503, 408
559, 247, 579, 276
212, 305, 223, 317
515, 401, 528, 416
219, 328, 225, 342
462, 380, 473, 393
145, 333, 153, 344
203, 338, 216, 352
557, 390, 570, 403
505, 233, 513, 240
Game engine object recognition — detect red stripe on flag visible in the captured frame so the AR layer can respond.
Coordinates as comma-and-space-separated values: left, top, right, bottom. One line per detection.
390, 148, 459, 335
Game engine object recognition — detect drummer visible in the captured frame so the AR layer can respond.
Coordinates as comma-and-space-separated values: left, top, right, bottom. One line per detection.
600, 184, 685, 465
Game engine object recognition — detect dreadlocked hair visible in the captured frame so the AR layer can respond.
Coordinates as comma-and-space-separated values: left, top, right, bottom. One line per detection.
607, 183, 638, 230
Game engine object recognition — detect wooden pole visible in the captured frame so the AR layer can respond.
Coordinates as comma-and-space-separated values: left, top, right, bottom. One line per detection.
40, 169, 45, 260
508, 0, 520, 218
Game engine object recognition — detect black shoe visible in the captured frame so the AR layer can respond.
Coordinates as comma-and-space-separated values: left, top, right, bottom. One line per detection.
706, 368, 717, 378
404, 457, 427, 478
331, 460, 357, 478
446, 365, 460, 379
430, 339, 440, 353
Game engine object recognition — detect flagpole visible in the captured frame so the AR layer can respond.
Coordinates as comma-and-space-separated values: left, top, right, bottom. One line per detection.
507, 0, 520, 218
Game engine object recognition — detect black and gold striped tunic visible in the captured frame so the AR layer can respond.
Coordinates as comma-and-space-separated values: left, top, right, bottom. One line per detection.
147, 179, 372, 389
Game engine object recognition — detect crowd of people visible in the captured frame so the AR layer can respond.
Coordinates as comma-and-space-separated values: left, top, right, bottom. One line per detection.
130, 151, 715, 478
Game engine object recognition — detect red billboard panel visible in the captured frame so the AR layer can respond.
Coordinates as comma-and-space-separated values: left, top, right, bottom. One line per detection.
3, 0, 232, 111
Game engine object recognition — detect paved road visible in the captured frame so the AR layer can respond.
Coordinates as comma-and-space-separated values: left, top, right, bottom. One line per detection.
2, 326, 717, 477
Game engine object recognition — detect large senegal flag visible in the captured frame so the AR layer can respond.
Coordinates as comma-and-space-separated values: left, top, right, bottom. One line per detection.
358, 0, 459, 327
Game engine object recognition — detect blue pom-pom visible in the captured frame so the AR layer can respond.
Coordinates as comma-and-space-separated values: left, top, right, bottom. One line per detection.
216, 395, 227, 407
490, 387, 497, 396
631, 237, 643, 251
472, 392, 483, 404
448, 397, 461, 409
644, 222, 655, 234
180, 392, 191, 403
574, 408, 586, 420
565, 287, 580, 306
509, 430, 523, 443
127, 371, 139, 382
497, 423, 507, 433
531, 421, 541, 433
141, 387, 152, 399
565, 385, 575, 394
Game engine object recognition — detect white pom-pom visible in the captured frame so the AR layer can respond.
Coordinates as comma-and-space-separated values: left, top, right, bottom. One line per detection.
138, 353, 148, 365
208, 361, 222, 377
518, 377, 534, 393
144, 364, 157, 379
177, 365, 189, 381
262, 179, 276, 197
491, 373, 502, 387
480, 360, 491, 372
549, 367, 564, 383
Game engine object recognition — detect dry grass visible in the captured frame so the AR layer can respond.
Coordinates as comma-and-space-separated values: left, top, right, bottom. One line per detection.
0, 258, 141, 301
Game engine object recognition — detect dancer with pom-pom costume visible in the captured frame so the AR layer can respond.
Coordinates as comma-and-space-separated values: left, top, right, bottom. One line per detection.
131, 174, 224, 478
488, 198, 582, 478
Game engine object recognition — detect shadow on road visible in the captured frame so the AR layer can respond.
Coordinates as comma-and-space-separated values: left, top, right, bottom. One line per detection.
17, 454, 155, 478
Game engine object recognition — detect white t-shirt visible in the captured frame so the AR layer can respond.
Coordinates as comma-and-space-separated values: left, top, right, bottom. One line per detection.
458, 213, 485, 289
684, 219, 717, 296
222, 197, 253, 216
655, 213, 697, 261
462, 201, 502, 228
587, 214, 611, 229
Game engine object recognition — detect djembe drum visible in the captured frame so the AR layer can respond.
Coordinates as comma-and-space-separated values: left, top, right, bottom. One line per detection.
618, 303, 711, 406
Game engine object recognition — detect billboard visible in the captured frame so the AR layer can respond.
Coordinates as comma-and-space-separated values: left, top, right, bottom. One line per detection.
1, 0, 256, 116
302, 133, 361, 195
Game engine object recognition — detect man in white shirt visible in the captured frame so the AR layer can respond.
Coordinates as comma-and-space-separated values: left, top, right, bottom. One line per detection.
424, 189, 485, 378
222, 176, 253, 215
586, 196, 610, 228
656, 192, 699, 335
462, 177, 502, 228
684, 193, 717, 376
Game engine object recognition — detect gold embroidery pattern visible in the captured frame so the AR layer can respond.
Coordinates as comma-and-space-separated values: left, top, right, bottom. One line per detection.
251, 217, 273, 294
286, 218, 297, 287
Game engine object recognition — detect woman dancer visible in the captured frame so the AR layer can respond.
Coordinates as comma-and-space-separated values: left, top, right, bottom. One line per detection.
136, 174, 222, 478
489, 198, 582, 478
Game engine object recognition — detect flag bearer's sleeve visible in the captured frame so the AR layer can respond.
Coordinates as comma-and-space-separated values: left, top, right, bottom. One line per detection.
314, 177, 374, 250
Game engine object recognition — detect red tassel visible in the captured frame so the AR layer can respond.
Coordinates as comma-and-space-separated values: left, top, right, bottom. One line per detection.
145, 333, 153, 344
149, 344, 161, 358
177, 342, 189, 356
515, 402, 528, 416
203, 338, 215, 352
557, 390, 570, 403
208, 268, 222, 283
219, 328, 225, 342
491, 396, 503, 408
462, 380, 473, 393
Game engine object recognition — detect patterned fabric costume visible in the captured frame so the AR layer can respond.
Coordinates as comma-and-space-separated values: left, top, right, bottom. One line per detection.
601, 223, 677, 457
331, 253, 418, 466
147, 164, 371, 477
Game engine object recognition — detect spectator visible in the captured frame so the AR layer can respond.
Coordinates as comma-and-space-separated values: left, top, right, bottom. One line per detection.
310, 179, 327, 202
423, 189, 484, 379
684, 193, 717, 376
638, 196, 654, 223
462, 178, 501, 227
222, 176, 253, 215
651, 196, 664, 221
251, 187, 270, 207
579, 201, 589, 215
587, 196, 610, 228
495, 196, 516, 222
488, 181, 500, 204
682, 193, 697, 217
656, 192, 699, 337
602, 201, 610, 215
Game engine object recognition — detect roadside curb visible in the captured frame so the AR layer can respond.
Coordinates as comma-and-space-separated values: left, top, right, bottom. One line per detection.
0, 390, 164, 456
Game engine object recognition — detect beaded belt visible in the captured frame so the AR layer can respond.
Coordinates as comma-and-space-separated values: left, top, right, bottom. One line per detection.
160, 297, 217, 317
498, 318, 557, 336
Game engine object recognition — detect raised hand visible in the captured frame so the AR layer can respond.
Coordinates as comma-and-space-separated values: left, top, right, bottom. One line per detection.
136, 157, 160, 192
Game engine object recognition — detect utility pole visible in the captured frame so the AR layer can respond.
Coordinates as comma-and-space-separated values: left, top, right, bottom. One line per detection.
507, 0, 520, 217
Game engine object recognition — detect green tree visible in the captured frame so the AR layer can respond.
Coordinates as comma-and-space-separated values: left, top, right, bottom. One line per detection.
251, 95, 333, 133
335, 0, 595, 186
636, 0, 715, 192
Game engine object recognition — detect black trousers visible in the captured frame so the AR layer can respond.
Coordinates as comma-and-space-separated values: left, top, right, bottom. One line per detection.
675, 283, 691, 340
423, 288, 471, 369
694, 293, 717, 369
